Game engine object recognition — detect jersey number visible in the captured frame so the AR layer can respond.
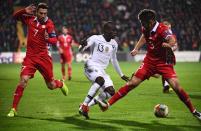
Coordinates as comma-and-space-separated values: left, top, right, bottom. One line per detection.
97, 44, 104, 52
34, 29, 39, 36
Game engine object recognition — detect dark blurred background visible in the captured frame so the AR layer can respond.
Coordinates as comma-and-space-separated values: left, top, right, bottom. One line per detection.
1, 0, 201, 52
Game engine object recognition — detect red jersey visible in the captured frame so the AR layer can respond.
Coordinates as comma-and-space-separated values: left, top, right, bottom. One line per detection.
13, 9, 57, 57
57, 34, 73, 55
142, 22, 176, 64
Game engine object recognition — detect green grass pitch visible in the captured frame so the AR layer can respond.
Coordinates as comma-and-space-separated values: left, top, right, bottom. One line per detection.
0, 62, 201, 131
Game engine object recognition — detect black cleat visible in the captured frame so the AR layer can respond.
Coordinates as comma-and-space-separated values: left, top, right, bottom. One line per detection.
193, 110, 201, 120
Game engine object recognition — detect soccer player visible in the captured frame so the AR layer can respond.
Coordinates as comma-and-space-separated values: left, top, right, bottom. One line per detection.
7, 3, 68, 117
97, 9, 201, 120
57, 26, 76, 80
78, 21, 129, 119
153, 21, 178, 93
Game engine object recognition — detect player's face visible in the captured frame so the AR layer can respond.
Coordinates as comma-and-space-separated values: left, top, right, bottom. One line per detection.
36, 8, 48, 23
62, 27, 68, 34
140, 20, 153, 30
104, 25, 117, 39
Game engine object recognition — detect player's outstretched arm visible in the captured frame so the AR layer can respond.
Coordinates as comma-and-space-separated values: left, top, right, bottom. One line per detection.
130, 34, 146, 56
111, 48, 129, 81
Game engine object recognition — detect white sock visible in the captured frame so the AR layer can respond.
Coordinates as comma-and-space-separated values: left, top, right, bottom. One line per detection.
164, 80, 169, 87
88, 91, 112, 107
83, 83, 100, 105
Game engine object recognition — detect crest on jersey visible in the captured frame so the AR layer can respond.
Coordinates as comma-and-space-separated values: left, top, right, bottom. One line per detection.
105, 46, 109, 52
42, 25, 46, 28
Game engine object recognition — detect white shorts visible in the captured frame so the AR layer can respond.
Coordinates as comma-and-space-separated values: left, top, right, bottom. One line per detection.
84, 65, 113, 89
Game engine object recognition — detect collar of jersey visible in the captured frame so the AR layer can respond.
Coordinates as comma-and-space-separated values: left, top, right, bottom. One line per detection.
150, 21, 159, 33
33, 16, 48, 23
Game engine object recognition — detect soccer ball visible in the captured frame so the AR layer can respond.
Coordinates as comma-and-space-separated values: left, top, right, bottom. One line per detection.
154, 104, 169, 118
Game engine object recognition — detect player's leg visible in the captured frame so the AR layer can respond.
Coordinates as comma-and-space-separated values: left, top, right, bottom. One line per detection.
7, 75, 32, 117
97, 75, 143, 111
88, 86, 115, 107
60, 54, 66, 80
61, 63, 66, 80
66, 54, 72, 81
160, 64, 201, 120
38, 56, 68, 96
79, 66, 106, 119
167, 78, 201, 120
79, 76, 104, 119
67, 62, 72, 80
8, 58, 36, 117
88, 74, 114, 107
97, 62, 152, 111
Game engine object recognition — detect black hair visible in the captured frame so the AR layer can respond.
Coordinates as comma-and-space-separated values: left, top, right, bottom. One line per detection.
138, 9, 156, 22
37, 3, 48, 11
103, 21, 114, 32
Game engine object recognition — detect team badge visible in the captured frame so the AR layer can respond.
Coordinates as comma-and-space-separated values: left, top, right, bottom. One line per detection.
105, 46, 109, 52
42, 25, 46, 28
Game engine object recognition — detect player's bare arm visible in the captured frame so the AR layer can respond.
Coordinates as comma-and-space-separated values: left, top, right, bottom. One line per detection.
130, 34, 146, 56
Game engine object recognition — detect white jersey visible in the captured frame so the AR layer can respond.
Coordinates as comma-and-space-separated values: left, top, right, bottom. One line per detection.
82, 35, 123, 77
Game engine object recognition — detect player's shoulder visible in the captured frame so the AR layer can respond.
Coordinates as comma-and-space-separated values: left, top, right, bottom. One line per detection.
46, 18, 55, 26
67, 34, 72, 38
110, 39, 118, 46
158, 23, 169, 31
88, 34, 100, 41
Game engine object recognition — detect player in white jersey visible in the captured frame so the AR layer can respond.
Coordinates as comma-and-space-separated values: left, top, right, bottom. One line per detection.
78, 21, 129, 119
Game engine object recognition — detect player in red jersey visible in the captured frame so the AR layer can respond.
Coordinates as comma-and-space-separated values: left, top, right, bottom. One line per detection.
57, 26, 75, 80
97, 9, 201, 120
153, 21, 178, 93
7, 3, 68, 117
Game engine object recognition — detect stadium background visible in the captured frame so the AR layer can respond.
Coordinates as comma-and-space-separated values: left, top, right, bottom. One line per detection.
1, 0, 201, 53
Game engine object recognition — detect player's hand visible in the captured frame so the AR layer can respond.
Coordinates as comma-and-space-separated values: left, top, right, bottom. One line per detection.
80, 37, 87, 46
44, 30, 49, 40
25, 4, 36, 15
78, 45, 84, 52
130, 49, 138, 56
58, 48, 63, 53
121, 75, 130, 82
162, 42, 171, 48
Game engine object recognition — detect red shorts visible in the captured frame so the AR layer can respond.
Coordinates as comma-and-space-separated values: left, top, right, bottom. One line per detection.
60, 53, 72, 64
135, 61, 177, 81
20, 55, 54, 82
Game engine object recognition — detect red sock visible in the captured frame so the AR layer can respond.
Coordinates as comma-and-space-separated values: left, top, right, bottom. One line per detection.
108, 84, 132, 106
54, 80, 63, 88
62, 66, 65, 77
176, 88, 195, 113
68, 66, 72, 78
12, 84, 24, 110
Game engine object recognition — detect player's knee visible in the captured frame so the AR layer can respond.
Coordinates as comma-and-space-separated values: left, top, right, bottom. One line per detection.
129, 76, 142, 88
20, 76, 29, 87
95, 76, 105, 87
105, 86, 115, 96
